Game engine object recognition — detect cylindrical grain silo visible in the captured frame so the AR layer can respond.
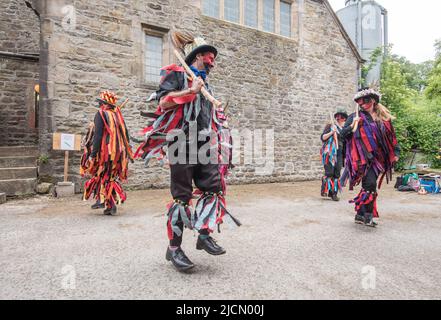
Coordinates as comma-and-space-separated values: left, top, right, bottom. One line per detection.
337, 0, 388, 85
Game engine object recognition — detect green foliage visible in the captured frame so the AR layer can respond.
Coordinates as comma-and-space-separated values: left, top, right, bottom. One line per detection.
378, 44, 441, 169
390, 55, 434, 92
425, 60, 441, 100
38, 154, 49, 165
393, 98, 441, 169
425, 38, 441, 100
360, 47, 382, 88
434, 39, 441, 59
381, 54, 416, 115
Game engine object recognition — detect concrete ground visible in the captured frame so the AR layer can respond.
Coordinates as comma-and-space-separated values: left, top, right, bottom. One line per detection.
0, 181, 440, 300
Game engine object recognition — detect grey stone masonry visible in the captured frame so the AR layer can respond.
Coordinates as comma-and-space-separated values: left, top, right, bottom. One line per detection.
0, 0, 40, 147
5, 0, 360, 191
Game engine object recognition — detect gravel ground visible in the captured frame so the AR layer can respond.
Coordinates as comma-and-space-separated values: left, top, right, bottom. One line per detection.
0, 181, 440, 300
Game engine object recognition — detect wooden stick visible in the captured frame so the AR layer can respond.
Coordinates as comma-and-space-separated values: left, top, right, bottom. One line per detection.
330, 112, 339, 150
352, 104, 360, 133
118, 98, 129, 109
64, 151, 69, 182
223, 99, 231, 113
172, 48, 222, 108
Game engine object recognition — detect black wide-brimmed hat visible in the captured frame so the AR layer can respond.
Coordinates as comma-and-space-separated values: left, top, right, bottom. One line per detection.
184, 37, 218, 65
353, 87, 381, 103
334, 109, 349, 119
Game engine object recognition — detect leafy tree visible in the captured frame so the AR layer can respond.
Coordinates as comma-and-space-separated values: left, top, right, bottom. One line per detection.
425, 39, 441, 100
378, 43, 441, 169
380, 47, 416, 116
360, 46, 383, 88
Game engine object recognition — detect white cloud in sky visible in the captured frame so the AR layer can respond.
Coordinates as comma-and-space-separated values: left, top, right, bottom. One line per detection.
327, 0, 441, 63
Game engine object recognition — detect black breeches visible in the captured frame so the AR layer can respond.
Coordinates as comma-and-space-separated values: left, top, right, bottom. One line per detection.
170, 163, 222, 203
324, 151, 343, 179
169, 163, 221, 247
358, 166, 379, 215
362, 166, 379, 193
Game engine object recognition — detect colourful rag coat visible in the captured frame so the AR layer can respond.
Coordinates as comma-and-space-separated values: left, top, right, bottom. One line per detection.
80, 105, 134, 208
135, 64, 239, 236
340, 110, 400, 217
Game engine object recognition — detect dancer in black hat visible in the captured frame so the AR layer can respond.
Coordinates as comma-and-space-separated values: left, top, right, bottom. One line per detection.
320, 109, 348, 201
136, 35, 240, 272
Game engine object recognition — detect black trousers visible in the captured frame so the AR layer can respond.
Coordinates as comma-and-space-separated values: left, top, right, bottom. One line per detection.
170, 163, 221, 203
323, 150, 343, 195
358, 166, 379, 215
324, 150, 343, 178
169, 162, 222, 247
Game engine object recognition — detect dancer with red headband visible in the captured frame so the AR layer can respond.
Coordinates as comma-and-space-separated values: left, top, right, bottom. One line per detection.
341, 88, 400, 227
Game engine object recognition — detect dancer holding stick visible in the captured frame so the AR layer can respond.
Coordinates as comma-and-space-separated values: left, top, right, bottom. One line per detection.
320, 109, 348, 201
340, 88, 400, 227
136, 33, 240, 272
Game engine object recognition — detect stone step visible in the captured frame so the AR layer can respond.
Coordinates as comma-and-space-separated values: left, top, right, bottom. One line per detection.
0, 156, 37, 168
0, 167, 37, 180
0, 146, 39, 157
0, 178, 36, 196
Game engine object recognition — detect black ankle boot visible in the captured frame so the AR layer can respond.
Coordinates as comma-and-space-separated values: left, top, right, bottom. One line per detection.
355, 214, 365, 224
103, 206, 117, 216
331, 193, 340, 201
364, 212, 377, 228
166, 247, 195, 272
91, 201, 105, 209
196, 236, 226, 255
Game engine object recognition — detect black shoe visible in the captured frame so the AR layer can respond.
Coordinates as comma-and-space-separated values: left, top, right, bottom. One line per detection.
332, 193, 340, 201
355, 214, 365, 224
103, 206, 117, 216
196, 236, 226, 256
364, 213, 377, 228
166, 247, 195, 272
91, 201, 105, 209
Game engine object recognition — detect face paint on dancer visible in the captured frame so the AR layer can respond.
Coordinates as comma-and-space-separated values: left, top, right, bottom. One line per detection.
202, 52, 216, 74
335, 115, 346, 126
357, 97, 375, 112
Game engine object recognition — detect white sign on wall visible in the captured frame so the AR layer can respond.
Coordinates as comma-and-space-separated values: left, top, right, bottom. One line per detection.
60, 133, 75, 151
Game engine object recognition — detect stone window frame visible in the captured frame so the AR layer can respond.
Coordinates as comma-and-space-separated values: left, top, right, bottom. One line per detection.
224, 0, 240, 23
201, 0, 297, 39
141, 25, 171, 86
244, 0, 259, 28
262, 0, 275, 33
280, 0, 293, 37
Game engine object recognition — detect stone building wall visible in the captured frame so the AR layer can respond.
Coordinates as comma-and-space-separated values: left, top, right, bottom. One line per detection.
0, 0, 40, 146
34, 0, 359, 189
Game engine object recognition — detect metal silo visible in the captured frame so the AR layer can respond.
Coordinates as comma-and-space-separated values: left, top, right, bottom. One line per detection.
337, 0, 388, 85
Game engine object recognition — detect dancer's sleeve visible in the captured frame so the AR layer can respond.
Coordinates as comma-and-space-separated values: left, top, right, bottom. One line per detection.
91, 112, 104, 158
390, 121, 401, 158
156, 71, 185, 102
339, 113, 355, 140
394, 144, 401, 158
321, 124, 332, 142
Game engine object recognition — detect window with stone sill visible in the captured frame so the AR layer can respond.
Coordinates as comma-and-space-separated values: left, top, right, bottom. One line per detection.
244, 0, 258, 28
224, 0, 240, 23
262, 0, 275, 32
204, 0, 220, 18
145, 34, 163, 83
202, 0, 295, 38
280, 1, 292, 37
